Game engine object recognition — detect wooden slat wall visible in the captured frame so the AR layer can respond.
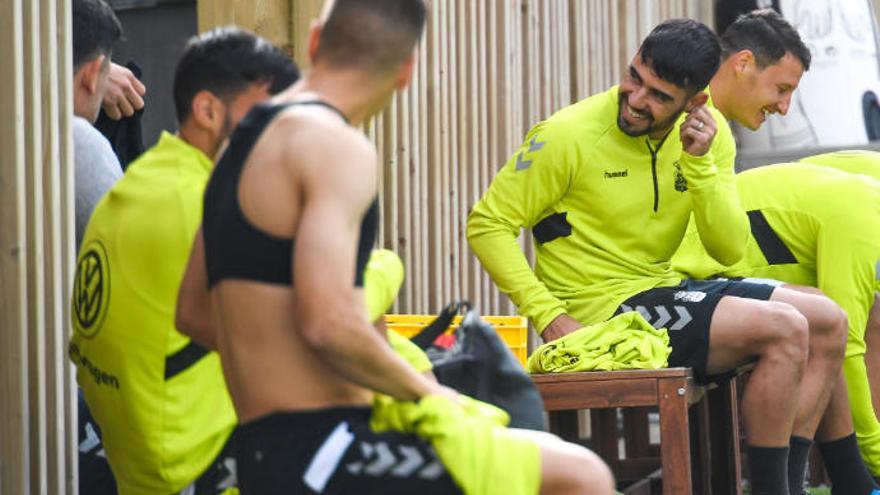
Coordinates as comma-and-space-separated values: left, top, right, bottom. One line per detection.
0, 0, 76, 493
198, 0, 714, 318
197, 0, 293, 53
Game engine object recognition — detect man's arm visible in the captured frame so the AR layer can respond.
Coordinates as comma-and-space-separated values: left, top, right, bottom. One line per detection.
293, 123, 442, 401
679, 106, 749, 266
817, 204, 880, 357
176, 229, 217, 349
466, 121, 578, 337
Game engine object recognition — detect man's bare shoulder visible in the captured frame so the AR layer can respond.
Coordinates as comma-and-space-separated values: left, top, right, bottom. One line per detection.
254, 106, 377, 203
267, 107, 376, 177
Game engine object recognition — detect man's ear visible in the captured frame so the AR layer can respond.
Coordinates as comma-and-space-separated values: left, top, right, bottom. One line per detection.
732, 49, 756, 77
189, 90, 222, 131
395, 51, 417, 90
308, 21, 323, 64
80, 55, 106, 95
684, 91, 709, 112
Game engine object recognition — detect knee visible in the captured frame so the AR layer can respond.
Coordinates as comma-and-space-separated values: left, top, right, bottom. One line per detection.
809, 296, 848, 358
568, 448, 615, 495
758, 302, 810, 371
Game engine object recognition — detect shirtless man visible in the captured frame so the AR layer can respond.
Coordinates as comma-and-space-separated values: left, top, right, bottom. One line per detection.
177, 1, 613, 494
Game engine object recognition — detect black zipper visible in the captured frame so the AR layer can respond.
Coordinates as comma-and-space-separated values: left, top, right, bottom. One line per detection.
645, 134, 671, 213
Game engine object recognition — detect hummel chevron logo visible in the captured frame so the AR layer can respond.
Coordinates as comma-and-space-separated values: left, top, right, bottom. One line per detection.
78, 422, 101, 454
346, 442, 444, 479
516, 136, 546, 171
621, 304, 693, 331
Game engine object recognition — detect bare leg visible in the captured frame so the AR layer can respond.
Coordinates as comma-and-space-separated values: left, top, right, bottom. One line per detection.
507, 429, 615, 495
707, 296, 808, 445
773, 286, 848, 438
815, 371, 855, 443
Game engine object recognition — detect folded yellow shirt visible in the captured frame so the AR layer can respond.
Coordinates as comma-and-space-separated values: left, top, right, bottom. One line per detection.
528, 311, 670, 373
371, 394, 541, 495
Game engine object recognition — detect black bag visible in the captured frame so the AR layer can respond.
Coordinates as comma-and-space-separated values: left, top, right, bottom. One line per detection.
412, 301, 545, 431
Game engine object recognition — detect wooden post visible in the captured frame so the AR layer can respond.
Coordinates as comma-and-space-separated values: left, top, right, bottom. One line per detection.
1, 0, 75, 492
197, 0, 297, 57
1, 1, 31, 492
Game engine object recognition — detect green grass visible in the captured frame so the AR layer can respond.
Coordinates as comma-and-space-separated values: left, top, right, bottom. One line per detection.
743, 485, 830, 495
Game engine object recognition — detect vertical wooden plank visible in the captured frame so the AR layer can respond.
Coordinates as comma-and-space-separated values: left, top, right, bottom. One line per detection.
40, 0, 69, 490
608, 0, 621, 91
0, 1, 30, 494
396, 76, 413, 313
416, 21, 430, 314
454, 0, 468, 308
23, 0, 49, 490
235, 0, 290, 49
56, 0, 78, 489
475, 0, 490, 314
289, 0, 324, 68
198, 0, 298, 58
381, 100, 397, 273
446, 0, 460, 306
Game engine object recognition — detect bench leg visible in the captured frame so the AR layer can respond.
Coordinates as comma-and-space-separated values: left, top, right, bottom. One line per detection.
690, 393, 712, 494
708, 381, 743, 495
659, 378, 692, 495
623, 408, 653, 458
591, 408, 621, 477
547, 410, 579, 442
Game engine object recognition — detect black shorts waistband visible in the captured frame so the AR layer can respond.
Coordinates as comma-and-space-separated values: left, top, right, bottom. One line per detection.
238, 406, 372, 437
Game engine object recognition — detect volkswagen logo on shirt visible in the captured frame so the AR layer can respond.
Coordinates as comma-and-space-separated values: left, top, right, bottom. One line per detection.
73, 240, 111, 338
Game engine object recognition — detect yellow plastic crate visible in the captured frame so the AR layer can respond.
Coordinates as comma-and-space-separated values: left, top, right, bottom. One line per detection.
385, 314, 528, 367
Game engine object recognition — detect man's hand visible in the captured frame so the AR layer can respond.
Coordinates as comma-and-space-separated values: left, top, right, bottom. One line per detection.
102, 63, 146, 120
429, 384, 462, 405
680, 105, 716, 157
541, 313, 583, 342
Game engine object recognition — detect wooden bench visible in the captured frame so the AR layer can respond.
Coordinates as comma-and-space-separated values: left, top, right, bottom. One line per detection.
532, 368, 743, 495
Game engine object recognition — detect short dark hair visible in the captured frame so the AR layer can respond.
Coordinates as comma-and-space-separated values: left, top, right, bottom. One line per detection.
72, 0, 122, 71
639, 19, 720, 94
315, 0, 427, 72
721, 9, 811, 71
173, 27, 300, 123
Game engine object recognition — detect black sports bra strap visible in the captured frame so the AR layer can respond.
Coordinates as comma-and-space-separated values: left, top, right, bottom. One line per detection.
284, 100, 350, 125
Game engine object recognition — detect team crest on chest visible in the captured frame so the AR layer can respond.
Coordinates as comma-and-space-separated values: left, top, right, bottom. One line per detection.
72, 240, 111, 339
673, 161, 688, 192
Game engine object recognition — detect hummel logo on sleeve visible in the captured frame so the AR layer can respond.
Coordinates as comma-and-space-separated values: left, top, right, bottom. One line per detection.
515, 136, 547, 171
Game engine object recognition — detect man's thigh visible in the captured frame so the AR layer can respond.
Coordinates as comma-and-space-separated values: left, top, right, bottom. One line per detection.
614, 279, 776, 382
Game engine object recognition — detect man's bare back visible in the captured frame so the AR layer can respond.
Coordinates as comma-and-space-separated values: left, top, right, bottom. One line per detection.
211, 89, 382, 421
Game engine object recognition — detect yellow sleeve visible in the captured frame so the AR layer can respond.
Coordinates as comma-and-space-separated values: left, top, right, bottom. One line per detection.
670, 216, 728, 280
387, 330, 433, 373
679, 112, 749, 266
363, 249, 405, 322
362, 249, 433, 372
817, 210, 879, 358
467, 121, 573, 333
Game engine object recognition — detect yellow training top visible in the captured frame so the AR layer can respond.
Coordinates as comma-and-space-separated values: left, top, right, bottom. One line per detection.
71, 132, 235, 495
467, 86, 746, 332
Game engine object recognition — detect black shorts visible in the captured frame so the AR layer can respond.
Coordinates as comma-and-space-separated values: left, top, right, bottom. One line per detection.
236, 407, 463, 495
79, 389, 237, 495
613, 279, 776, 383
